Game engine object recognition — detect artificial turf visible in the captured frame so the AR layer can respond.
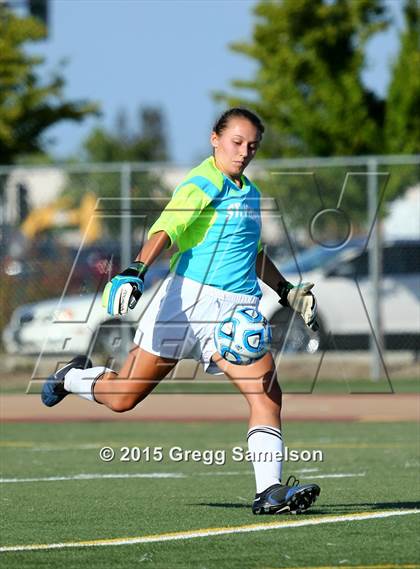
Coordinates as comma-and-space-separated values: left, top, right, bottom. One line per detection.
0, 421, 419, 568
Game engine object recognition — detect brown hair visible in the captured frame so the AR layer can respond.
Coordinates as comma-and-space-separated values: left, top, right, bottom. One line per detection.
213, 108, 265, 138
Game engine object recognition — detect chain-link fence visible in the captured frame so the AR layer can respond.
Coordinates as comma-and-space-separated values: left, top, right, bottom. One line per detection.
1, 155, 419, 385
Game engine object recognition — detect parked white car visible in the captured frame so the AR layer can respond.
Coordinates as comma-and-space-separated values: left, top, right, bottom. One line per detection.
2, 285, 157, 358
260, 238, 420, 352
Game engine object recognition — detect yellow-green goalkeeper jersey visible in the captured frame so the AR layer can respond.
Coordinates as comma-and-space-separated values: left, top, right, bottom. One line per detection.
148, 156, 263, 297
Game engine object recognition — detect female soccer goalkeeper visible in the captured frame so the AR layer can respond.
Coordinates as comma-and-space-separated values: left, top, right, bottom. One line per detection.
42, 108, 320, 515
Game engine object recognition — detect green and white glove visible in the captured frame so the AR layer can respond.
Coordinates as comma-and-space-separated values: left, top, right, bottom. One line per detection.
102, 262, 148, 316
277, 281, 319, 331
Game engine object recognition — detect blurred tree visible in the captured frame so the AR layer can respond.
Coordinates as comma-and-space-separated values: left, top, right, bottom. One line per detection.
0, 4, 99, 164
83, 106, 168, 163
217, 0, 420, 234
216, 0, 389, 157
382, 0, 420, 209
28, 0, 49, 28
385, 0, 420, 154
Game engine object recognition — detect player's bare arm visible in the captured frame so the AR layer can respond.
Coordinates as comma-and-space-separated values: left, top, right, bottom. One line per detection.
256, 249, 288, 290
134, 230, 170, 265
256, 249, 318, 330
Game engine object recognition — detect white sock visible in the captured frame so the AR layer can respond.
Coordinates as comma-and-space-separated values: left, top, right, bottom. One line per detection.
247, 425, 283, 494
64, 366, 114, 402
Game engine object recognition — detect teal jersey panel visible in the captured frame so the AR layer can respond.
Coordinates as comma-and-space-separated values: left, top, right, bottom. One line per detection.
150, 156, 262, 297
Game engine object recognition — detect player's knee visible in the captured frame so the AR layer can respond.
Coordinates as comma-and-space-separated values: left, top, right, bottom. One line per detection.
108, 396, 137, 413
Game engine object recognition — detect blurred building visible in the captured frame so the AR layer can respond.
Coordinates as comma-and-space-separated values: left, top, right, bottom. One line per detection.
4, 167, 67, 225
384, 185, 420, 240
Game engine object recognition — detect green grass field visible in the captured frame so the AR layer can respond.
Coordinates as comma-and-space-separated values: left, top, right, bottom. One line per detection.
0, 421, 419, 568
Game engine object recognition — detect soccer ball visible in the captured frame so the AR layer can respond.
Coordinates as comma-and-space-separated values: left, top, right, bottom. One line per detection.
214, 307, 272, 365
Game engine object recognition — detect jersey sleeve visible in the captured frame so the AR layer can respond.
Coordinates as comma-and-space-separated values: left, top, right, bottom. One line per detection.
148, 180, 218, 247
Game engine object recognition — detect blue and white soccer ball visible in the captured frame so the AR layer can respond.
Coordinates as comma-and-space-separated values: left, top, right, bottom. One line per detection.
214, 307, 272, 365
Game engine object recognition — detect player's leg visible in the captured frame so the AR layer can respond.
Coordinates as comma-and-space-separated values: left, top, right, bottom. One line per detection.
212, 351, 282, 428
213, 350, 320, 514
42, 347, 178, 412
213, 351, 283, 492
42, 273, 185, 411
92, 347, 178, 412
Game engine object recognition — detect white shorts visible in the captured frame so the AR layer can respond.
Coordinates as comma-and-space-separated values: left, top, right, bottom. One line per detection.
133, 273, 259, 374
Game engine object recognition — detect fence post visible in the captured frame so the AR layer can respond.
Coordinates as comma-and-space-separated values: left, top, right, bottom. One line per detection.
120, 163, 132, 354
367, 157, 383, 381
0, 178, 6, 262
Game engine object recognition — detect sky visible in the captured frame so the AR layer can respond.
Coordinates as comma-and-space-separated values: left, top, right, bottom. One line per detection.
33, 0, 405, 164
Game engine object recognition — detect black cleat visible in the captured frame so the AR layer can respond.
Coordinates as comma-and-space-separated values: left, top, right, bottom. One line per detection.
41, 355, 92, 407
252, 476, 320, 515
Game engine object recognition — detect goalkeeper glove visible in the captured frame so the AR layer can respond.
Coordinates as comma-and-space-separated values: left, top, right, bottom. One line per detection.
277, 281, 319, 331
102, 261, 148, 316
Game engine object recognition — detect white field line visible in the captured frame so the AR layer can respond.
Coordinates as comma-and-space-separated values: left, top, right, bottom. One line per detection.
30, 444, 102, 452
21, 442, 415, 452
0, 473, 186, 483
0, 510, 418, 553
0, 442, 415, 451
309, 473, 366, 479
0, 472, 366, 484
